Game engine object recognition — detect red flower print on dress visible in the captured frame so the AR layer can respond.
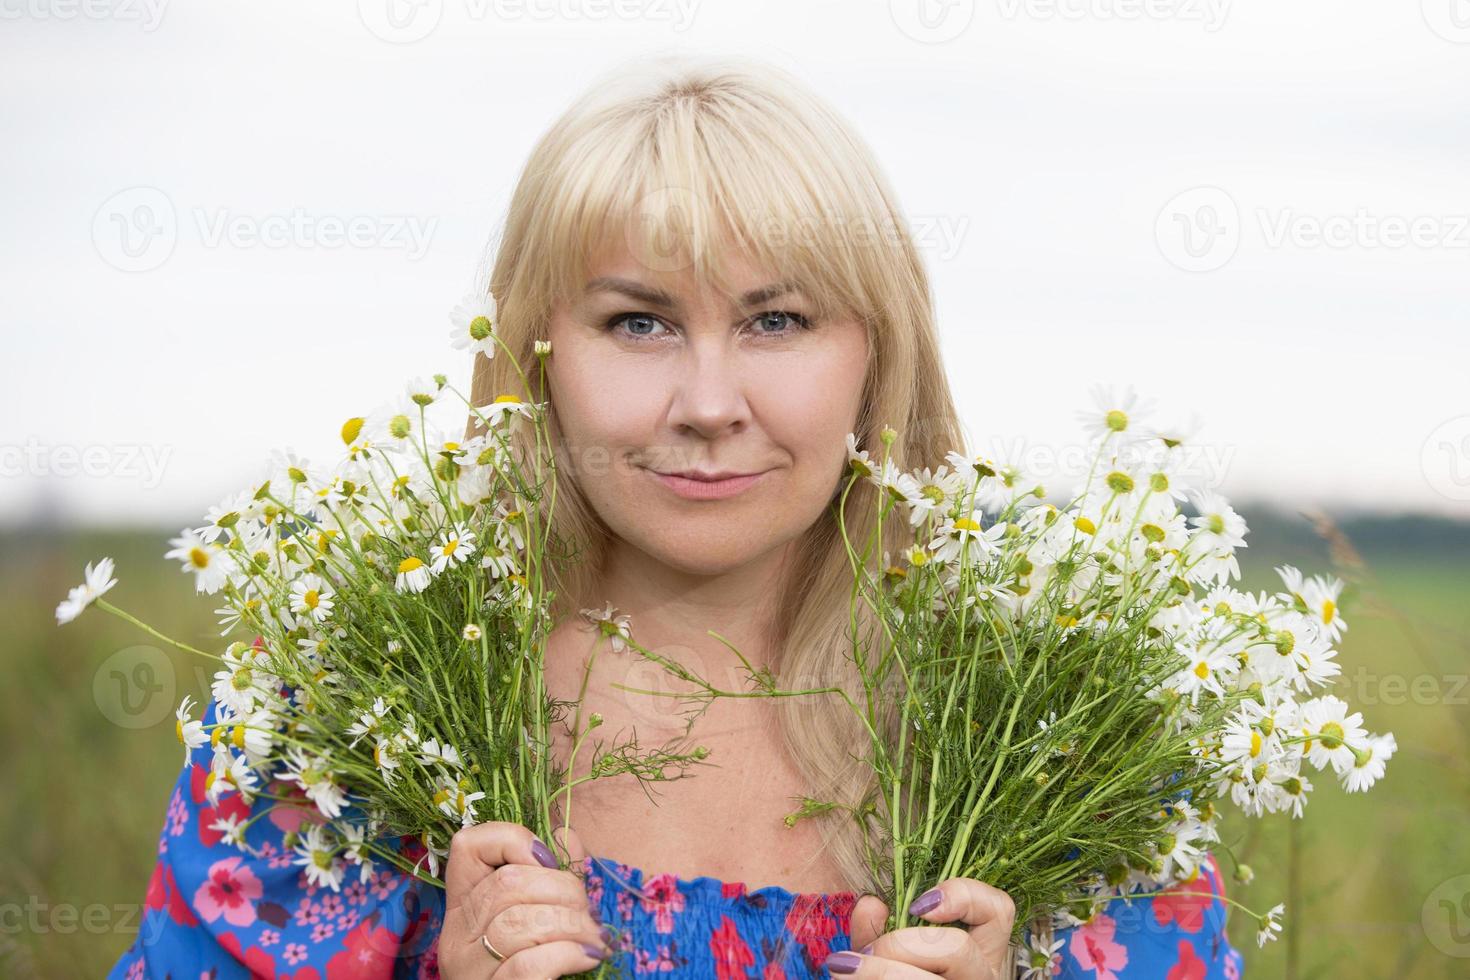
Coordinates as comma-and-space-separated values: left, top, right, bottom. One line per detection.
639, 873, 687, 933
324, 918, 403, 979
194, 856, 263, 927
218, 931, 277, 977
1152, 860, 1224, 935
145, 856, 199, 927
710, 915, 756, 980
1165, 940, 1207, 980
785, 893, 852, 968
198, 790, 252, 847
1068, 912, 1129, 980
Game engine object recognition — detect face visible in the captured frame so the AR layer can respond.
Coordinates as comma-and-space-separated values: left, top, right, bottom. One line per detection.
545, 246, 869, 579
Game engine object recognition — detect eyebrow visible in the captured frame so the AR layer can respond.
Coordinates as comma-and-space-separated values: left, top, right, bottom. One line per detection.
582, 276, 802, 310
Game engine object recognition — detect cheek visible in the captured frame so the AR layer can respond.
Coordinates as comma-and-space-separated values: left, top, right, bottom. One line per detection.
756, 346, 865, 453
548, 346, 660, 453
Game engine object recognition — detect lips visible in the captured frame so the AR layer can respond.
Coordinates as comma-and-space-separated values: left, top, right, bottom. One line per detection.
657, 470, 761, 482
647, 468, 769, 500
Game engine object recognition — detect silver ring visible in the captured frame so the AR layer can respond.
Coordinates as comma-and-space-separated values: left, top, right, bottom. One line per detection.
481, 934, 506, 961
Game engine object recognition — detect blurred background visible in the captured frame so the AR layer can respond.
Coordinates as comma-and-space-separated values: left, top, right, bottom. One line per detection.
3, 1, 1468, 976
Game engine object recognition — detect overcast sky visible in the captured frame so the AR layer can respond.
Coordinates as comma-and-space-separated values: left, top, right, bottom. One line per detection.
3, 0, 1468, 528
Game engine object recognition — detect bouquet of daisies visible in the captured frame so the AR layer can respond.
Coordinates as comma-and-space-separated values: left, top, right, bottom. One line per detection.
820, 389, 1393, 962
53, 298, 751, 979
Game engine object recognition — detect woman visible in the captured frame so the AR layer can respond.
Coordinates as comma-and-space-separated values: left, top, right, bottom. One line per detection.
110, 55, 1243, 979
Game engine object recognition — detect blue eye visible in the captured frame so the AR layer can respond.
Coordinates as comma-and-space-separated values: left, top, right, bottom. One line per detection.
605, 313, 668, 340
749, 310, 812, 335
602, 310, 812, 342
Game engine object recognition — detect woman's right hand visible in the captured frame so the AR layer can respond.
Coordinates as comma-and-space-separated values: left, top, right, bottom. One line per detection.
438, 822, 614, 979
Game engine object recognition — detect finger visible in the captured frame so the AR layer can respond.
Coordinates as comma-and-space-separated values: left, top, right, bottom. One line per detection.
855, 924, 974, 977
908, 879, 1015, 965
822, 946, 936, 979
484, 902, 610, 962
445, 822, 558, 913
549, 824, 589, 866
849, 895, 889, 953
466, 861, 604, 934
495, 937, 609, 980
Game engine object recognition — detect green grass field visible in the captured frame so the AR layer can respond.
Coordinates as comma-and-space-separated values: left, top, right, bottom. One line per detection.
3, 511, 1467, 977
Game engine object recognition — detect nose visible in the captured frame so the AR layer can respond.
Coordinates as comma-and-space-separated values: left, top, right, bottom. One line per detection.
664, 330, 751, 442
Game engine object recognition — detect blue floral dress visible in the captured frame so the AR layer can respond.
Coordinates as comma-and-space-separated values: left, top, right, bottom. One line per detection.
109, 696, 1245, 979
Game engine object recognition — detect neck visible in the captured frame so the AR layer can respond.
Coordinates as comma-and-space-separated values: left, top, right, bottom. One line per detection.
590, 540, 794, 677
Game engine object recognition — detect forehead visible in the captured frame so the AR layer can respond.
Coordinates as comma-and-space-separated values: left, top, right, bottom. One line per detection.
577, 242, 796, 308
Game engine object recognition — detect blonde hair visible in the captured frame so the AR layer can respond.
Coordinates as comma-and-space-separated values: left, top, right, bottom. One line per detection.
465, 54, 965, 898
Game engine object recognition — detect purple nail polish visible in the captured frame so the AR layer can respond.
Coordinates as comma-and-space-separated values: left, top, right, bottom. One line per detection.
859, 943, 873, 955
581, 943, 607, 961
530, 838, 558, 869
824, 951, 862, 974
600, 924, 619, 948
909, 888, 942, 916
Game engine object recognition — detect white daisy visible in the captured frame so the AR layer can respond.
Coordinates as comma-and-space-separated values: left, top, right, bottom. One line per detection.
281, 748, 349, 819
54, 556, 118, 625
845, 432, 875, 479
174, 695, 208, 761
394, 555, 434, 594
430, 524, 478, 574
579, 603, 633, 654
473, 394, 537, 428
1340, 732, 1395, 793
164, 530, 235, 594
1300, 695, 1367, 774
294, 824, 346, 891
1077, 383, 1155, 443
288, 574, 335, 624
448, 289, 499, 360
1257, 903, 1285, 947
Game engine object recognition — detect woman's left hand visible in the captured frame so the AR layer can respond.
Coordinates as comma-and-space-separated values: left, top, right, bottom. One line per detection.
833, 878, 1016, 978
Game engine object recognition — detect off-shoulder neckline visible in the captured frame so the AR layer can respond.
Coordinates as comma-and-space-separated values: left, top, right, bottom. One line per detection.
582, 854, 859, 904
